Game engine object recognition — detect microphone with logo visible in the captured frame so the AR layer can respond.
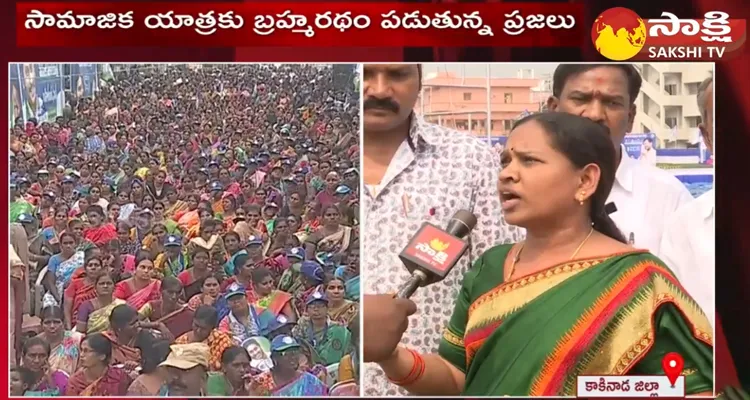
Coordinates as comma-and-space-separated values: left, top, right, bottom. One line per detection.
395, 210, 478, 299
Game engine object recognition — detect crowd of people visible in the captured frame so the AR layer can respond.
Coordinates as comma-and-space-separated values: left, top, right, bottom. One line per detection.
9, 63, 361, 396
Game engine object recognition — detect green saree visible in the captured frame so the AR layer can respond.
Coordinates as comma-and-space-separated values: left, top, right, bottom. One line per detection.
438, 244, 714, 396
295, 318, 352, 366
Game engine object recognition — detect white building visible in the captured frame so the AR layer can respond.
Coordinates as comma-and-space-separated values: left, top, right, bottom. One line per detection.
632, 63, 713, 147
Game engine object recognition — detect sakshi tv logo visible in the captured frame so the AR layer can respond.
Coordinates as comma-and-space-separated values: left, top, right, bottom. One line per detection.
415, 238, 450, 265
591, 7, 746, 60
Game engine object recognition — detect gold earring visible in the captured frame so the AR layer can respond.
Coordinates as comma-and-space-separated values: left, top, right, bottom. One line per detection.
578, 191, 586, 205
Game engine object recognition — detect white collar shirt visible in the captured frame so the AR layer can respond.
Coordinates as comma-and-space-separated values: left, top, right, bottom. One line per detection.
608, 145, 694, 254
658, 189, 715, 328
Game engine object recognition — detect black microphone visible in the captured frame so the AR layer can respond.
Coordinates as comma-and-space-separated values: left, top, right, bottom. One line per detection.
395, 210, 478, 299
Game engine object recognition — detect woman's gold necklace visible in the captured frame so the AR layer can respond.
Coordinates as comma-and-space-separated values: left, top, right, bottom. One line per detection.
506, 228, 594, 282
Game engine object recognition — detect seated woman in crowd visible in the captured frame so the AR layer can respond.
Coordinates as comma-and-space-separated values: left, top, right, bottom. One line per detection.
187, 275, 223, 312
207, 346, 253, 396
43, 232, 83, 307
251, 335, 328, 396
251, 267, 296, 322
21, 336, 69, 396
114, 251, 162, 310
154, 234, 189, 278
178, 249, 216, 300
76, 273, 126, 334
325, 276, 357, 326
63, 254, 104, 328
66, 333, 132, 396
35, 305, 83, 376
219, 283, 261, 346
293, 291, 351, 367
139, 276, 194, 338
175, 305, 233, 371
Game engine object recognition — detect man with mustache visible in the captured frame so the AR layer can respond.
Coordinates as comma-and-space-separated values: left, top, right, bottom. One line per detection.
361, 64, 523, 396
547, 64, 692, 255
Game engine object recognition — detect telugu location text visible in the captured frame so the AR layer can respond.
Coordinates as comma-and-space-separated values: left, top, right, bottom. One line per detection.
648, 46, 727, 59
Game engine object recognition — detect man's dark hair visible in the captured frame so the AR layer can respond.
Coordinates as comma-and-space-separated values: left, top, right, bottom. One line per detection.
552, 64, 642, 104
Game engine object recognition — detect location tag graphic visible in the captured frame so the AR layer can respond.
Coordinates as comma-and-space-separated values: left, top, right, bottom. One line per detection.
662, 352, 684, 386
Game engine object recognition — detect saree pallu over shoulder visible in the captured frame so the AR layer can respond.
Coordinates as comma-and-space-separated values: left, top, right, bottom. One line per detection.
437, 244, 714, 397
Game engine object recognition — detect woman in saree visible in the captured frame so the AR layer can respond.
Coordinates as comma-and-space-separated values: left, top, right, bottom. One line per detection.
366, 112, 714, 396
175, 193, 202, 233
139, 276, 194, 338
36, 306, 83, 376
251, 267, 296, 322
206, 346, 253, 396
126, 338, 171, 396
178, 248, 216, 299
223, 231, 247, 276
114, 251, 162, 310
152, 200, 180, 234
62, 254, 103, 329
117, 221, 139, 255
303, 205, 353, 260
154, 234, 189, 279
39, 206, 68, 255
250, 335, 328, 396
76, 273, 126, 334
44, 232, 84, 308
221, 194, 239, 231
141, 222, 169, 260
325, 277, 357, 325
21, 337, 69, 396
82, 205, 117, 247
292, 291, 351, 367
115, 189, 137, 222
221, 252, 259, 302
292, 260, 326, 314
175, 305, 234, 371
66, 333, 132, 396
186, 218, 227, 266
103, 304, 173, 374
164, 188, 188, 220
187, 275, 223, 311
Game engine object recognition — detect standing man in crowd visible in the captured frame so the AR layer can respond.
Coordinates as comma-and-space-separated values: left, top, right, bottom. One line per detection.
361, 64, 523, 396
659, 76, 715, 325
547, 64, 693, 254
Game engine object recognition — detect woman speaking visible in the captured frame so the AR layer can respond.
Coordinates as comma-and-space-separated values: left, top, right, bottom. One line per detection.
364, 112, 713, 396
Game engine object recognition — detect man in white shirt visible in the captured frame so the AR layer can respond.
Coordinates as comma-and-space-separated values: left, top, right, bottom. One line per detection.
361, 64, 523, 396
547, 64, 693, 254
639, 138, 658, 166
659, 76, 715, 326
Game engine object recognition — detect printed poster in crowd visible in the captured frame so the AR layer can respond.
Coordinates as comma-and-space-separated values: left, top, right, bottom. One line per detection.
70, 63, 98, 98
9, 64, 24, 125
623, 133, 657, 159
21, 63, 64, 122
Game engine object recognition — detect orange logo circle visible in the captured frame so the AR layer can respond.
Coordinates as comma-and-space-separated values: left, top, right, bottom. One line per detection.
591, 7, 648, 61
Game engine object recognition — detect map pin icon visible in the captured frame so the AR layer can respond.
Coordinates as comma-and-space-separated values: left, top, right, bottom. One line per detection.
662, 352, 684, 387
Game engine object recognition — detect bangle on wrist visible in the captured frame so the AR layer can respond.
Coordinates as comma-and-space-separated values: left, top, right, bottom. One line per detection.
386, 348, 426, 386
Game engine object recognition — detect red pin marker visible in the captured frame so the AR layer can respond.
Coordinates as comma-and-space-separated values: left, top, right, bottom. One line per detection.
662, 352, 684, 387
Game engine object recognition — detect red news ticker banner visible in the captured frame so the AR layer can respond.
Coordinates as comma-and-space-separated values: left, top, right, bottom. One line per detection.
16, 2, 583, 48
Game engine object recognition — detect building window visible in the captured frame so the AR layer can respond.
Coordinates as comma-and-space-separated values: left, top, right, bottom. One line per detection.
665, 84, 678, 95
503, 120, 513, 131
665, 117, 678, 128
463, 92, 472, 101
685, 82, 699, 95
504, 93, 513, 103
686, 116, 700, 128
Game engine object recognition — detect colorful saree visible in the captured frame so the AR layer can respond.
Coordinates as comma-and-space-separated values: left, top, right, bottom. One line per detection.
254, 290, 293, 317
83, 224, 118, 247
154, 251, 189, 278
175, 329, 233, 371
328, 300, 357, 326
113, 279, 162, 310
64, 277, 97, 322
24, 370, 69, 396
437, 245, 714, 396
316, 226, 353, 255
66, 365, 131, 396
46, 251, 85, 306
164, 200, 188, 219
139, 300, 194, 338
254, 371, 328, 396
48, 331, 83, 376
83, 299, 127, 334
